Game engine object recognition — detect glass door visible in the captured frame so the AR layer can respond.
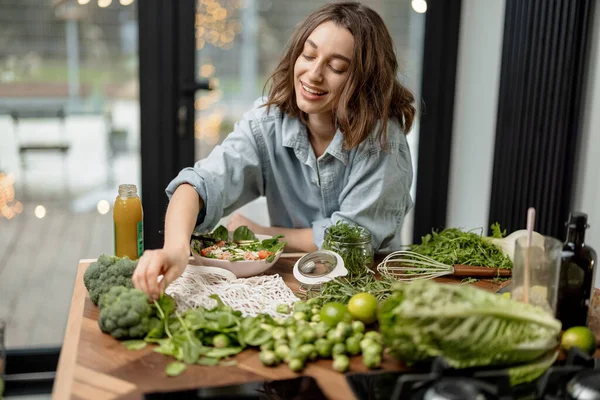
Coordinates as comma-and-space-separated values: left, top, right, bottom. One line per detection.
0, 0, 141, 364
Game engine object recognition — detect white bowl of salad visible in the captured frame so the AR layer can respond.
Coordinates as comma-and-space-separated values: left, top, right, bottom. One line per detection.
190, 225, 286, 278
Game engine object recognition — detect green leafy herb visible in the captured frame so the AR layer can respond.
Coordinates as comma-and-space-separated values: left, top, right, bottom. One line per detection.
410, 225, 512, 269
490, 222, 506, 239
212, 225, 229, 242
307, 273, 393, 306
322, 221, 373, 278
165, 361, 187, 377
232, 226, 257, 241
122, 340, 148, 351
197, 357, 220, 366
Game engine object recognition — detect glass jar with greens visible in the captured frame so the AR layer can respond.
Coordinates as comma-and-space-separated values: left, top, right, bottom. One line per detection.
321, 221, 374, 278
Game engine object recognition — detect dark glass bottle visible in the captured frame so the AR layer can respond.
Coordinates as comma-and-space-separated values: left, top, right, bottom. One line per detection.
556, 212, 597, 329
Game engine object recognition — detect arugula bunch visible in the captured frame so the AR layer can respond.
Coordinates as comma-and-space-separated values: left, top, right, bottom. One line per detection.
410, 223, 512, 269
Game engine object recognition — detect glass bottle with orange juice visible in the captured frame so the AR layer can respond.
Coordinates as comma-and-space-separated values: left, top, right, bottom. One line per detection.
113, 184, 144, 260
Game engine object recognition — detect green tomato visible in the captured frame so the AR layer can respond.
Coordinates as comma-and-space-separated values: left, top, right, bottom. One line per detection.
294, 301, 312, 314
352, 332, 364, 342
364, 331, 381, 343
362, 344, 383, 358
300, 328, 317, 344
311, 314, 321, 323
259, 350, 279, 367
275, 344, 290, 361
315, 338, 333, 358
346, 336, 361, 356
299, 343, 316, 359
286, 327, 297, 340
332, 342, 346, 356
288, 358, 305, 372
332, 355, 350, 373
272, 326, 286, 341
260, 341, 275, 352
351, 320, 366, 334
363, 353, 382, 369
335, 322, 353, 338
288, 348, 307, 362
212, 333, 231, 348
360, 338, 376, 352
294, 311, 308, 321
314, 322, 329, 339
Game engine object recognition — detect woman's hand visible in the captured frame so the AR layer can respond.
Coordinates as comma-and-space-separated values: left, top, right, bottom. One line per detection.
227, 213, 264, 234
132, 244, 190, 300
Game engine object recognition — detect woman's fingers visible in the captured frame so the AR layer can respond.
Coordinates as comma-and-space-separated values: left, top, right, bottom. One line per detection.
133, 251, 151, 295
145, 255, 165, 300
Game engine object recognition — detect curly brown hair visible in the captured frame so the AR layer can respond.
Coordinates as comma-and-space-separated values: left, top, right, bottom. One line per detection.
264, 1, 416, 149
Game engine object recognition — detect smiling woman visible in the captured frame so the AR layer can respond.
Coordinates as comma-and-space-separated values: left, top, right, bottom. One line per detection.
133, 1, 418, 301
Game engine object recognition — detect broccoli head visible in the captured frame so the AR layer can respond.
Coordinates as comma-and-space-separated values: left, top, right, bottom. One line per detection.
98, 286, 156, 339
84, 255, 137, 305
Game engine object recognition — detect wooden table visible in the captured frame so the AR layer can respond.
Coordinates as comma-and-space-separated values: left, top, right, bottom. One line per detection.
52, 256, 510, 400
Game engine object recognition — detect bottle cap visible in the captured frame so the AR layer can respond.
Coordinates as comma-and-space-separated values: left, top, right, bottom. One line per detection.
566, 212, 590, 229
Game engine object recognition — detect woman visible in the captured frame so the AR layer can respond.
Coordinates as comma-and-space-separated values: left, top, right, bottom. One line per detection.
134, 1, 415, 299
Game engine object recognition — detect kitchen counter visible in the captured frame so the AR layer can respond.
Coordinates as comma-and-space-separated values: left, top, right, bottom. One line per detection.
52, 256, 510, 400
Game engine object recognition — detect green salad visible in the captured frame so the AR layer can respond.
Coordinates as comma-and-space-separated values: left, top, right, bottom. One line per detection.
192, 225, 286, 263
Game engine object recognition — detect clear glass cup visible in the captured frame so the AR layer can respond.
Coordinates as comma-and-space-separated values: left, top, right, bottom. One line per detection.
510, 236, 562, 314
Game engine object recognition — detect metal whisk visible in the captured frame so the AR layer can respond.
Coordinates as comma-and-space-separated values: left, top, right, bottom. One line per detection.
376, 250, 512, 281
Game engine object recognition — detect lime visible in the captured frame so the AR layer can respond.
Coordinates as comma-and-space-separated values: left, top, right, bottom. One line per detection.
348, 292, 378, 325
320, 302, 350, 327
561, 326, 597, 355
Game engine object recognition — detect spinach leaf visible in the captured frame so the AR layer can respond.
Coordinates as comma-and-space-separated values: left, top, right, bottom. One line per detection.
232, 226, 257, 241
122, 340, 147, 351
261, 235, 286, 254
212, 225, 229, 242
165, 361, 187, 377
205, 347, 243, 359
197, 357, 220, 366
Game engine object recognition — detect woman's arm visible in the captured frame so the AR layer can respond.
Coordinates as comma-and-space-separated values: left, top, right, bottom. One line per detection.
227, 213, 317, 252
133, 184, 203, 299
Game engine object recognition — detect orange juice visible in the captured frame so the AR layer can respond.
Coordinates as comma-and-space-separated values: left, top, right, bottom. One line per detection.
113, 184, 144, 260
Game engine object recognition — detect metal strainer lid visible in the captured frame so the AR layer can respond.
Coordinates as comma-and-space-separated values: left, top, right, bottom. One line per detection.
293, 250, 347, 285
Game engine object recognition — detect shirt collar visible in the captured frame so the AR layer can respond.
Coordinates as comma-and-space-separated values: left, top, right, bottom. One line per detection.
282, 115, 349, 165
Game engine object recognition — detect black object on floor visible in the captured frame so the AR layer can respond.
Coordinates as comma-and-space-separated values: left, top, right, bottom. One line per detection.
143, 376, 327, 400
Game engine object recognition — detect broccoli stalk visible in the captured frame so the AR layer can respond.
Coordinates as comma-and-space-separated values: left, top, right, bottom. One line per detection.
83, 255, 137, 305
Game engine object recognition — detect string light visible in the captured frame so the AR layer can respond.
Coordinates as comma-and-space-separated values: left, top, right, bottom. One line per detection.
119, 0, 135, 5
97, 200, 111, 215
411, 0, 427, 13
34, 205, 47, 219
0, 173, 23, 220
98, 0, 112, 8
196, 0, 241, 50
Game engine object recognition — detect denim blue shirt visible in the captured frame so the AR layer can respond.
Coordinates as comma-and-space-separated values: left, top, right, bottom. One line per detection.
166, 98, 413, 252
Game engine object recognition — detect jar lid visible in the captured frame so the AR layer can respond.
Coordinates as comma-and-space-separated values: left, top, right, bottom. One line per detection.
293, 250, 347, 285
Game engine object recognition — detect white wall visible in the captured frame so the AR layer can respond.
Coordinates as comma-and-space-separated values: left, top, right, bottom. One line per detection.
446, 0, 506, 231
572, 3, 600, 288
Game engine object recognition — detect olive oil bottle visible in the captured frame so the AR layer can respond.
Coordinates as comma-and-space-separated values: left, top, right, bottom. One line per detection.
556, 212, 597, 329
